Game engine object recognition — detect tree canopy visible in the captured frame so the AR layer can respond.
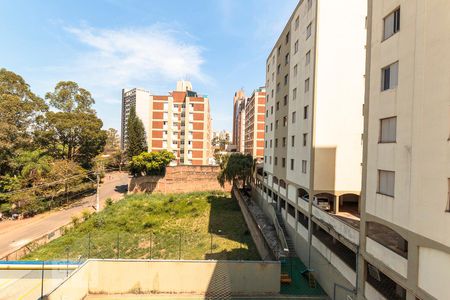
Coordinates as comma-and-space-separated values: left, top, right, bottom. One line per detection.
45, 81, 95, 113
129, 150, 175, 177
217, 153, 253, 188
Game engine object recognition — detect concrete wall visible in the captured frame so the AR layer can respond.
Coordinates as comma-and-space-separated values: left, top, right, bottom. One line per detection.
47, 259, 280, 299
129, 165, 231, 194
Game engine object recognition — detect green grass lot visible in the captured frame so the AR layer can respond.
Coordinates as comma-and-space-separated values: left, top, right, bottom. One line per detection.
22, 191, 260, 261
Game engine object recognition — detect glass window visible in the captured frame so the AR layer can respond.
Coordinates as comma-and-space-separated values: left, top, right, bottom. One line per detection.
378, 170, 395, 197
383, 8, 400, 40
380, 117, 397, 143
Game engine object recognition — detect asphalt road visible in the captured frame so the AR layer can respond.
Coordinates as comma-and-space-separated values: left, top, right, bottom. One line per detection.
0, 172, 129, 258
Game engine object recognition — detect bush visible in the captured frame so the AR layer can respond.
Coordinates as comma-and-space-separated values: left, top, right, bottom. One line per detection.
71, 215, 80, 226
129, 150, 175, 177
105, 198, 113, 207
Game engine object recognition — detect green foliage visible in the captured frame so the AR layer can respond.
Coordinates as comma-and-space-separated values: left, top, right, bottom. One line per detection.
45, 81, 95, 114
129, 150, 175, 176
0, 68, 47, 175
11, 150, 52, 184
22, 191, 260, 261
217, 153, 253, 188
126, 105, 147, 159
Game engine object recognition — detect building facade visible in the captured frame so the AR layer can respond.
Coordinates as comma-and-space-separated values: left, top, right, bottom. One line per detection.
232, 89, 246, 152
244, 88, 266, 159
254, 0, 367, 298
360, 1, 450, 299
121, 81, 212, 165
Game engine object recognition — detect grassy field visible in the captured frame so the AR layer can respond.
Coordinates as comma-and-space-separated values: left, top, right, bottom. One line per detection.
22, 191, 260, 261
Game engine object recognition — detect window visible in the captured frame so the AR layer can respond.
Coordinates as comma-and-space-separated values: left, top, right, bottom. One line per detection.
383, 8, 400, 40
303, 133, 307, 146
304, 105, 309, 119
265, 140, 267, 148
285, 53, 290, 65
294, 40, 299, 54
271, 89, 274, 98
305, 78, 310, 92
292, 111, 296, 123
308, 0, 312, 10
271, 106, 273, 114
282, 137, 286, 147
265, 125, 268, 133
295, 16, 299, 30
275, 138, 278, 148
277, 45, 281, 56
275, 120, 279, 129
264, 156, 267, 163
305, 50, 311, 66
270, 123, 273, 131
282, 158, 286, 168
290, 159, 294, 170
284, 95, 287, 105
270, 139, 273, 148
293, 88, 297, 100
284, 74, 289, 85
378, 170, 395, 197
266, 110, 268, 117
293, 64, 298, 77
275, 157, 278, 166
267, 64, 270, 73
380, 117, 397, 143
302, 160, 307, 173
277, 64, 281, 74
381, 62, 399, 91
276, 101, 280, 111
291, 135, 295, 147
283, 116, 287, 127
276, 82, 280, 93
271, 72, 274, 82
286, 31, 290, 44
306, 23, 312, 39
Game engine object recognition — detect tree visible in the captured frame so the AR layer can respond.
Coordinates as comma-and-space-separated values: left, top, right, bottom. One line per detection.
11, 150, 52, 185
45, 81, 95, 113
129, 150, 175, 177
37, 81, 107, 168
0, 68, 47, 175
217, 153, 253, 188
126, 105, 147, 159
104, 128, 120, 154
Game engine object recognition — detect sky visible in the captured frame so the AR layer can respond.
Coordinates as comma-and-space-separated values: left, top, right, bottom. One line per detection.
0, 0, 298, 133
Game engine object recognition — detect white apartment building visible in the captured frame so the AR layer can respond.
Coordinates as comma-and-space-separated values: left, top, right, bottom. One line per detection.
361, 1, 450, 300
254, 0, 367, 298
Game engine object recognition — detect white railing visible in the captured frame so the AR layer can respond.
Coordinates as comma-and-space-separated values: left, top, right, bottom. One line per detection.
312, 206, 359, 245
366, 237, 408, 278
312, 236, 357, 287
298, 197, 309, 213
279, 186, 286, 197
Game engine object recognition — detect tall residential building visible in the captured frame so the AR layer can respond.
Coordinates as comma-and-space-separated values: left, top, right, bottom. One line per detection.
360, 1, 450, 300
232, 89, 246, 151
121, 81, 212, 165
244, 88, 266, 159
253, 0, 367, 298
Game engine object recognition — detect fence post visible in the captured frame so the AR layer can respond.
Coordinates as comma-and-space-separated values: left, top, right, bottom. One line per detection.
116, 233, 120, 259
40, 261, 45, 299
178, 232, 182, 260
88, 233, 91, 259
210, 233, 213, 255
149, 233, 153, 260
66, 247, 69, 277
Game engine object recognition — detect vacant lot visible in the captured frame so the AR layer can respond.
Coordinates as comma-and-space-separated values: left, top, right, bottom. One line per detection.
23, 191, 259, 261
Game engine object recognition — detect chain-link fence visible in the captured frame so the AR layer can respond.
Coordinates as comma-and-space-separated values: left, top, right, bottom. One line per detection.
21, 230, 260, 262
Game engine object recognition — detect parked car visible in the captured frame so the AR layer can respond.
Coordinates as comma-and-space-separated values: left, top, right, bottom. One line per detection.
313, 197, 331, 211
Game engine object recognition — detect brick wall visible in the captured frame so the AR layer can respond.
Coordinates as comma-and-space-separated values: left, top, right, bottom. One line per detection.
129, 165, 231, 194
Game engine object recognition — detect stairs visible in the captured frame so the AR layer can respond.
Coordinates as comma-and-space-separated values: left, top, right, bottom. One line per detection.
273, 205, 297, 257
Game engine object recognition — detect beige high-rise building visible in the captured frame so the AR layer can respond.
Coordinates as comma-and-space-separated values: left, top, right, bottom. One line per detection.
232, 89, 246, 152
244, 88, 266, 159
121, 81, 212, 165
253, 0, 367, 298
360, 1, 450, 300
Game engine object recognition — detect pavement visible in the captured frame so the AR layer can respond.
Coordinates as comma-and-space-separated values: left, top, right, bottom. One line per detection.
0, 172, 130, 259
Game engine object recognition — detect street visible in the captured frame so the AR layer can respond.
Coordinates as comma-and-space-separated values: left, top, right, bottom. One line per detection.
0, 172, 129, 259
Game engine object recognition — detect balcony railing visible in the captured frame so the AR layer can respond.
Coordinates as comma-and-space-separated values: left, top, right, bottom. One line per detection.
366, 237, 408, 278
312, 205, 359, 246
297, 197, 309, 213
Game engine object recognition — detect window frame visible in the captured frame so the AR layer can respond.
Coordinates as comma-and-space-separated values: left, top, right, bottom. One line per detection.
379, 116, 397, 143
377, 170, 395, 197
382, 7, 400, 41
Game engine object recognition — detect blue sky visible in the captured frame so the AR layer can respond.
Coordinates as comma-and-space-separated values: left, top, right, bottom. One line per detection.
0, 0, 298, 132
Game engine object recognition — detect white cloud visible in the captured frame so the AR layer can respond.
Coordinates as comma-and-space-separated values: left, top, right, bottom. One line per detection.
65, 24, 208, 89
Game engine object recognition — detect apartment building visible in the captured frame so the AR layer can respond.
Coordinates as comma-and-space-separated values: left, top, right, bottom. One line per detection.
244, 88, 266, 159
121, 81, 212, 165
360, 1, 450, 300
253, 0, 367, 298
232, 89, 246, 152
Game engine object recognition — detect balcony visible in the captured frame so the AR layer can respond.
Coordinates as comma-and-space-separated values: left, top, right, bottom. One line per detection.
297, 196, 309, 213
